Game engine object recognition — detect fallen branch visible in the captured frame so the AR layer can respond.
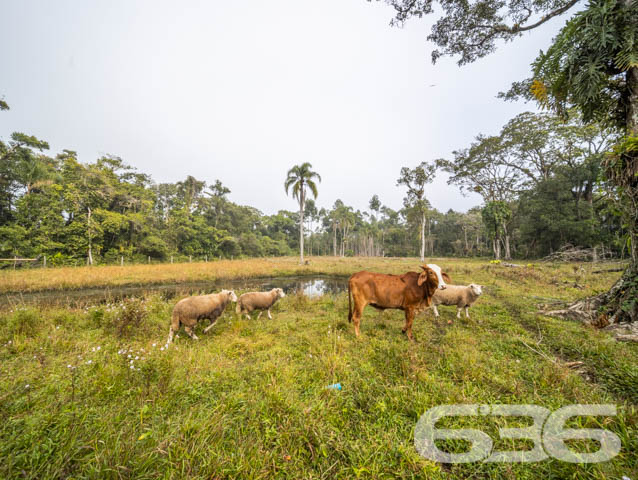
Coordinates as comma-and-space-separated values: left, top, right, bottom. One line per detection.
616, 334, 638, 343
520, 339, 558, 364
591, 268, 625, 274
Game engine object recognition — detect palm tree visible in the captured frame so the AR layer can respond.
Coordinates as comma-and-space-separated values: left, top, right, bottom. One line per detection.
284, 162, 321, 264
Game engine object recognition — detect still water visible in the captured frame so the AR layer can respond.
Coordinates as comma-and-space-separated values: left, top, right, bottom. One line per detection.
1, 275, 349, 308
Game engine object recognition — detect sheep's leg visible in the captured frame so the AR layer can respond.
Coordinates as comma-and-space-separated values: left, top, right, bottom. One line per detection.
267, 308, 272, 320
203, 320, 216, 334
167, 327, 175, 344
244, 313, 252, 320
456, 307, 462, 319
465, 306, 470, 319
184, 326, 199, 340
257, 311, 262, 320
432, 305, 440, 317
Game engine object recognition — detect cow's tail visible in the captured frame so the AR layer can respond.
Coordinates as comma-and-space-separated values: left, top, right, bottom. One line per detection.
348, 279, 352, 323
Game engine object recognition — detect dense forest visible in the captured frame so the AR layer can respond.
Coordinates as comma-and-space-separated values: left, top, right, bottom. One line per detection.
0, 101, 627, 264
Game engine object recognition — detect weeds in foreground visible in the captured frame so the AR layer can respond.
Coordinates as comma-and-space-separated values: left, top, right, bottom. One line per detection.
0, 259, 635, 479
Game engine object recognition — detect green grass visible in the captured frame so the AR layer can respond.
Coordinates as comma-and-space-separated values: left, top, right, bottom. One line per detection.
0, 259, 636, 479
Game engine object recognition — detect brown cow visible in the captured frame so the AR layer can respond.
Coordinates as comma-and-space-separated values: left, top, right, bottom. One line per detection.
347, 265, 440, 340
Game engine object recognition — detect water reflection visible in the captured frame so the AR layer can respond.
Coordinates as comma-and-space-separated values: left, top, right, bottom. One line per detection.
1, 275, 348, 308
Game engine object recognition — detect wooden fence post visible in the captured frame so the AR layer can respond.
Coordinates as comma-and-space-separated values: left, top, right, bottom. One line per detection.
189, 255, 192, 263
148, 256, 151, 264
43, 255, 46, 268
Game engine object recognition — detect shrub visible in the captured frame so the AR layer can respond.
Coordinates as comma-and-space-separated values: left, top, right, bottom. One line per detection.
107, 298, 150, 339
4, 308, 43, 338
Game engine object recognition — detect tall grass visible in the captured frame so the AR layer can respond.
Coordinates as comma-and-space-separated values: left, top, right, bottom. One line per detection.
0, 255, 628, 294
0, 258, 635, 479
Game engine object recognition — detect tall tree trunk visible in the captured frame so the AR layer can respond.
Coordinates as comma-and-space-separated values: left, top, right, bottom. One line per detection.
299, 191, 305, 264
87, 206, 94, 266
333, 224, 337, 257
627, 64, 638, 265
464, 227, 468, 255
420, 212, 426, 262
493, 233, 501, 260
503, 222, 512, 260
504, 234, 511, 260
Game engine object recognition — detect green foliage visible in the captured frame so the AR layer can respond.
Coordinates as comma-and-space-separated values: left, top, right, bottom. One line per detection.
481, 201, 512, 239
377, 0, 582, 65
0, 260, 636, 478
525, 0, 638, 129
107, 298, 153, 339
3, 308, 43, 338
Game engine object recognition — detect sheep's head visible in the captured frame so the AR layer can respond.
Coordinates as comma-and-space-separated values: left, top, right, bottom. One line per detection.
222, 289, 238, 302
274, 288, 286, 299
469, 284, 483, 296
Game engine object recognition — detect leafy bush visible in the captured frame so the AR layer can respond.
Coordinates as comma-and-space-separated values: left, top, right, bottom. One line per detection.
4, 308, 43, 338
107, 298, 151, 339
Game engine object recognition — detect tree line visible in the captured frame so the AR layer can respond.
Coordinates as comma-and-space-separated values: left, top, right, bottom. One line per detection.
0, 99, 626, 265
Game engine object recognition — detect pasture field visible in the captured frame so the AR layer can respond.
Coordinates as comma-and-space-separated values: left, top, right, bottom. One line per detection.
0, 258, 636, 479
0, 257, 426, 294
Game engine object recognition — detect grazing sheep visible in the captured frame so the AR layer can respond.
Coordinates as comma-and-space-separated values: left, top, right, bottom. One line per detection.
167, 289, 237, 343
236, 288, 285, 320
430, 284, 483, 319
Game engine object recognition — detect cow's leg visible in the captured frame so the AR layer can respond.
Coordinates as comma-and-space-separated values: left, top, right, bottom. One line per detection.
352, 300, 366, 337
267, 308, 272, 320
184, 326, 199, 340
402, 309, 416, 341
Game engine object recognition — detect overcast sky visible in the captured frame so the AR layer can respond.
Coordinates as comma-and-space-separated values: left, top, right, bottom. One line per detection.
0, 0, 567, 215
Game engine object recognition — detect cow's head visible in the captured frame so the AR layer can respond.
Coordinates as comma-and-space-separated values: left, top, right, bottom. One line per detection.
418, 265, 439, 306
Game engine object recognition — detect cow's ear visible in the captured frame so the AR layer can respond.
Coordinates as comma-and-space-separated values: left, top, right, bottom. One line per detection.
442, 272, 452, 284
417, 271, 427, 286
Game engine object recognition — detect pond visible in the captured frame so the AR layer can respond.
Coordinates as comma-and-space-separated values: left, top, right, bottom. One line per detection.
1, 275, 349, 308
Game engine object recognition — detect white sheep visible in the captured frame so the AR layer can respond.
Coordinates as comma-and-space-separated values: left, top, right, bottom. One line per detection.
168, 289, 237, 343
430, 284, 483, 319
236, 288, 285, 320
